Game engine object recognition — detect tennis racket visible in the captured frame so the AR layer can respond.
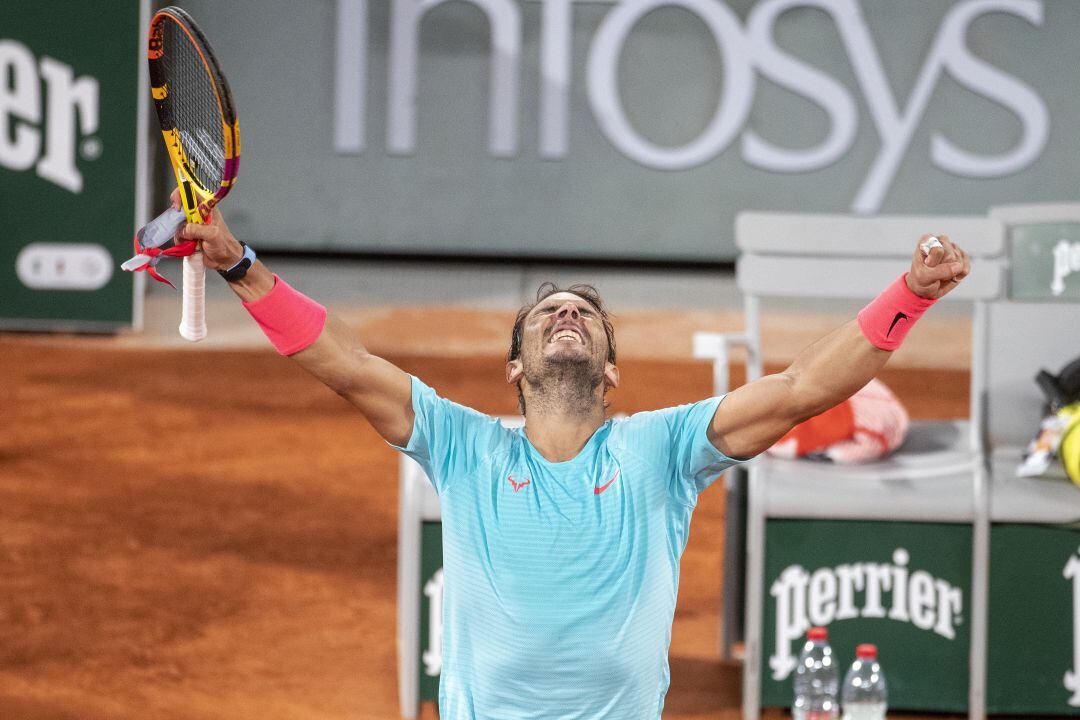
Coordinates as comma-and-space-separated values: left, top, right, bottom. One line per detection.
125, 6, 240, 342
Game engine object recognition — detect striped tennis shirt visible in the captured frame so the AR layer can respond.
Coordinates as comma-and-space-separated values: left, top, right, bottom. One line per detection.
394, 376, 745, 719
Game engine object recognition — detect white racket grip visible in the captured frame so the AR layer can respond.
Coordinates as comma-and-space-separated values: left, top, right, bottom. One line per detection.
179, 251, 207, 342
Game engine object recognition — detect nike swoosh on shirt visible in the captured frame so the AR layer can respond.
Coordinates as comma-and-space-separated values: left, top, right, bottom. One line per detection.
594, 469, 620, 495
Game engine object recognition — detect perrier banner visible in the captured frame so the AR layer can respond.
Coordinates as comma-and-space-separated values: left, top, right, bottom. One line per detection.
0, 1, 145, 331
762, 519, 972, 712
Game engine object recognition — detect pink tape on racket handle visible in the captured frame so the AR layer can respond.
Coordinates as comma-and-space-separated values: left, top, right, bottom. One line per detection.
243, 275, 327, 355
857, 273, 936, 351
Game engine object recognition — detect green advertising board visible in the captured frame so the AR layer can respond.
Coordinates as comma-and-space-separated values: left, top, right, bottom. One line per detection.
1010, 224, 1080, 302
762, 519, 972, 712
0, 1, 146, 331
418, 520, 443, 702
988, 523, 1080, 715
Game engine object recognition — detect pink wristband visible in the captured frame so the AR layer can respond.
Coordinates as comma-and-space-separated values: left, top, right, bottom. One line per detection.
857, 273, 935, 351
243, 275, 327, 355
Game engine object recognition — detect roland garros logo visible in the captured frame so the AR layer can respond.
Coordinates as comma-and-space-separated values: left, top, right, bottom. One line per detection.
770, 548, 962, 681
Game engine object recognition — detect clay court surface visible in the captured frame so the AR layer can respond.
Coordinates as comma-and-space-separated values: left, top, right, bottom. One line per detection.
0, 312, 969, 720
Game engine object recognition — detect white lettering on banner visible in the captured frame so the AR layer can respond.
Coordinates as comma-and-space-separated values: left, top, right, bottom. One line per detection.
334, 0, 368, 153
0, 40, 41, 171
1052, 240, 1080, 296
849, 0, 1046, 213
741, 0, 857, 173
422, 568, 444, 676
769, 548, 962, 682
0, 40, 99, 193
588, 0, 753, 169
387, 0, 520, 157
333, 0, 1048, 212
770, 564, 809, 681
1064, 549, 1080, 707
540, 0, 574, 158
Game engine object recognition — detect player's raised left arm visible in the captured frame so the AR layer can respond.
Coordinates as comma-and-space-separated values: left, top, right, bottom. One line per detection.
707, 234, 970, 460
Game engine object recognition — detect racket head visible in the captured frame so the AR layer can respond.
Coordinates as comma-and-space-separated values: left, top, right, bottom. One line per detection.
148, 6, 240, 224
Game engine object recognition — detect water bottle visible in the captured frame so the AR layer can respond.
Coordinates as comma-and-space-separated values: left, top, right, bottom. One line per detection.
793, 626, 839, 720
841, 644, 888, 720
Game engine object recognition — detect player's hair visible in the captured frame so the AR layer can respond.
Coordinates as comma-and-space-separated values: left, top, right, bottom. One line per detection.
508, 282, 617, 414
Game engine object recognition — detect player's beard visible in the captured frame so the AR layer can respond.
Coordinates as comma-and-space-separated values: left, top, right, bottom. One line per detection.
522, 352, 604, 416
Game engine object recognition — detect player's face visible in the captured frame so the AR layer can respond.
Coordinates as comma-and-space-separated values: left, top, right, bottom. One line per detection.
520, 292, 607, 368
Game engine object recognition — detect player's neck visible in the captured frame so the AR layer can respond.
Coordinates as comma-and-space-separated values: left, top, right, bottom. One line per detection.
523, 404, 605, 463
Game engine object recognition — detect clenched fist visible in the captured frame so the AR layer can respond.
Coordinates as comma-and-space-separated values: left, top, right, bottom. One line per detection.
906, 234, 970, 300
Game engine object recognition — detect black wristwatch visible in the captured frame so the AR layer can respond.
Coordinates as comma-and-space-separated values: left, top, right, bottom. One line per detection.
218, 241, 256, 282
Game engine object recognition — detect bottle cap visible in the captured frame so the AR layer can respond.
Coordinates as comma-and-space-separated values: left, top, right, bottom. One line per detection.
807, 627, 828, 641
856, 643, 877, 659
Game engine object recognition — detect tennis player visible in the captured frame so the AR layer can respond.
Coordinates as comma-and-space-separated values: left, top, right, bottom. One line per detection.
176, 196, 969, 718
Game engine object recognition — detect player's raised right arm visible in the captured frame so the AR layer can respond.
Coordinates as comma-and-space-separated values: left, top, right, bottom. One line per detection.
289, 312, 414, 447
177, 202, 415, 447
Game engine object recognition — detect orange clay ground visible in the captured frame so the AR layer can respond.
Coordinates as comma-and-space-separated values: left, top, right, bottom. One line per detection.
0, 337, 970, 720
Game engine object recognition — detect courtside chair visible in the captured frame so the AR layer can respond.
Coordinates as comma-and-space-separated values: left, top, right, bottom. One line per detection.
984, 203, 1080, 474
693, 212, 1006, 720
980, 204, 1080, 716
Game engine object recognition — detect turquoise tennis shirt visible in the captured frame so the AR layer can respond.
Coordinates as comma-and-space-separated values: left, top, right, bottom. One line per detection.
394, 376, 746, 719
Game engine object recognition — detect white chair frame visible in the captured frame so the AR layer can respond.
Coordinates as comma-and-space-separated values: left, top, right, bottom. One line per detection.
694, 212, 1007, 720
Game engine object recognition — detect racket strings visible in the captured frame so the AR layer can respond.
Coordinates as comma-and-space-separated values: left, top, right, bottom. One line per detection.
160, 19, 226, 191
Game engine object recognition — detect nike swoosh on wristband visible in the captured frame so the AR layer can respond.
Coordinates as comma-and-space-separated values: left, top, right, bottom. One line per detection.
594, 469, 620, 495
886, 312, 908, 338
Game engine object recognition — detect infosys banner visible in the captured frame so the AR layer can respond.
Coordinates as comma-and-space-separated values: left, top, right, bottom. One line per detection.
762, 519, 972, 712
0, 1, 144, 331
181, 0, 1077, 262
